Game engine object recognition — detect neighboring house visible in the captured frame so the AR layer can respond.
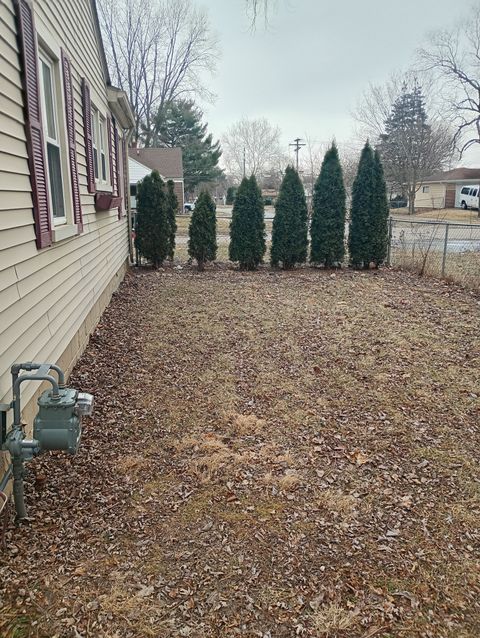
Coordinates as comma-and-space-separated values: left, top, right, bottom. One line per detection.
129, 156, 156, 211
128, 156, 165, 211
0, 0, 135, 473
261, 188, 278, 203
128, 147, 184, 212
415, 168, 480, 209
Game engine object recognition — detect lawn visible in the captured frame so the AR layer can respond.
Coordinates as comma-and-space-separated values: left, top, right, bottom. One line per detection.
1, 266, 479, 637
393, 207, 480, 224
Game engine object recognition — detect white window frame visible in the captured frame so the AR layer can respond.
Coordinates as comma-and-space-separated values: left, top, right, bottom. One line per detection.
91, 106, 110, 188
422, 185, 429, 193
39, 51, 67, 226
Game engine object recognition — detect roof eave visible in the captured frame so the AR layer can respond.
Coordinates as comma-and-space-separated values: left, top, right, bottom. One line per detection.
107, 86, 136, 130
90, 0, 111, 85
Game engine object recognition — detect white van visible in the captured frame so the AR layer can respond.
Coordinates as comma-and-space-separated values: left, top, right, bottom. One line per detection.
459, 185, 480, 210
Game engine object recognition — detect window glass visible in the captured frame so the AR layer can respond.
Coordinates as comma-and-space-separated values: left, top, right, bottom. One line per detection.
92, 109, 99, 180
47, 144, 65, 218
91, 108, 109, 183
422, 185, 429, 193
473, 189, 478, 197
462, 187, 469, 194
100, 116, 107, 181
41, 60, 56, 140
39, 53, 65, 221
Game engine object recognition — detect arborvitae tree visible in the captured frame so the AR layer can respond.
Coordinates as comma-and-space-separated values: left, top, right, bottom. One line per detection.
135, 170, 169, 268
165, 180, 178, 260
229, 175, 266, 270
270, 166, 308, 269
226, 186, 237, 205
370, 150, 389, 267
188, 190, 217, 271
310, 143, 346, 267
348, 142, 376, 269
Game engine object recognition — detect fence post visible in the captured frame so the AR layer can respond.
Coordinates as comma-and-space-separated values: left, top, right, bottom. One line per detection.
441, 223, 449, 278
387, 217, 393, 266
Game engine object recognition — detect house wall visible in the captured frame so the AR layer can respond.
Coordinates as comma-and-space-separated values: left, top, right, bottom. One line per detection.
0, 0, 129, 478
415, 183, 446, 209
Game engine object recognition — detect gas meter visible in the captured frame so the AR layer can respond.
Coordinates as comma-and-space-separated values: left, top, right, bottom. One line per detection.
0, 362, 94, 520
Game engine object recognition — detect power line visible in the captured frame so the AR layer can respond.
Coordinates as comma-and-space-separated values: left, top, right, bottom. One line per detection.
289, 137, 306, 171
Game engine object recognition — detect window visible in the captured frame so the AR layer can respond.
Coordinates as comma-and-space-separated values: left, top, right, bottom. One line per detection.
39, 53, 65, 223
472, 189, 478, 197
92, 108, 99, 180
91, 108, 108, 185
461, 187, 470, 195
422, 185, 430, 193
99, 115, 107, 182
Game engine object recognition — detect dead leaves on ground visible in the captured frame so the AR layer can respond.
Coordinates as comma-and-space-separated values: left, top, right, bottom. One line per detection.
1, 266, 480, 637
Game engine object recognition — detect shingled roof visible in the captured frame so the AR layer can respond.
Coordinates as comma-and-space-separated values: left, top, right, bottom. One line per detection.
128, 147, 183, 180
423, 167, 480, 183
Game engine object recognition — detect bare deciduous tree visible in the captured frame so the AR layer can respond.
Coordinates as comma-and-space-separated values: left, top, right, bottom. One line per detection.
298, 136, 328, 200
245, 0, 278, 29
418, 5, 480, 157
338, 144, 361, 205
98, 0, 219, 144
297, 138, 359, 207
221, 117, 285, 183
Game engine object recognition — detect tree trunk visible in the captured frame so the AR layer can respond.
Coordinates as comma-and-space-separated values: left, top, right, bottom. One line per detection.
197, 260, 205, 272
408, 187, 416, 215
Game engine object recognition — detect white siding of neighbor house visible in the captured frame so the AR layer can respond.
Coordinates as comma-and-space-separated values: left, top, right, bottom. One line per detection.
0, 0, 129, 415
129, 156, 160, 184
415, 183, 446, 209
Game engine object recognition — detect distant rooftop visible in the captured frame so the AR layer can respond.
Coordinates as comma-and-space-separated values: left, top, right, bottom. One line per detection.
128, 147, 183, 179
423, 167, 480, 183
128, 156, 161, 184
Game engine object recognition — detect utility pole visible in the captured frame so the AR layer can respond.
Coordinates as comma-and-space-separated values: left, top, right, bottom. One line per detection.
289, 137, 306, 172
243, 147, 246, 178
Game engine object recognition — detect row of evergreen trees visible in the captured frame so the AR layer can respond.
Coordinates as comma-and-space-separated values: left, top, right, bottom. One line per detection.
225, 141, 389, 271
135, 141, 389, 271
135, 169, 219, 270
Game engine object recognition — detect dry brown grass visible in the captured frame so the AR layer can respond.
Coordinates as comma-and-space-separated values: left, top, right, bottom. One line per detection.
312, 602, 359, 636
391, 247, 480, 291
316, 489, 358, 518
115, 454, 151, 476
231, 412, 266, 435
393, 207, 480, 223
2, 267, 480, 638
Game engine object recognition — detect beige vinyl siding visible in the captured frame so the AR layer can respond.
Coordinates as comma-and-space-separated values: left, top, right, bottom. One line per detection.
0, 0, 129, 425
415, 183, 446, 209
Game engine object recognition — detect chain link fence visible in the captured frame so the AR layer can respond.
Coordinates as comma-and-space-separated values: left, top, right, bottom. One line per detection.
388, 218, 480, 290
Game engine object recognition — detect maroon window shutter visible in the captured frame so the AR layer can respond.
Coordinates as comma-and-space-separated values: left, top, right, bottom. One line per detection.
61, 49, 82, 233
14, 0, 52, 249
109, 116, 118, 196
107, 116, 114, 189
113, 120, 123, 217
81, 78, 95, 194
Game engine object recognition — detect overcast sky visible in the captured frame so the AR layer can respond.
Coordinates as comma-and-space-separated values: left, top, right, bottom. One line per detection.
201, 0, 480, 166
